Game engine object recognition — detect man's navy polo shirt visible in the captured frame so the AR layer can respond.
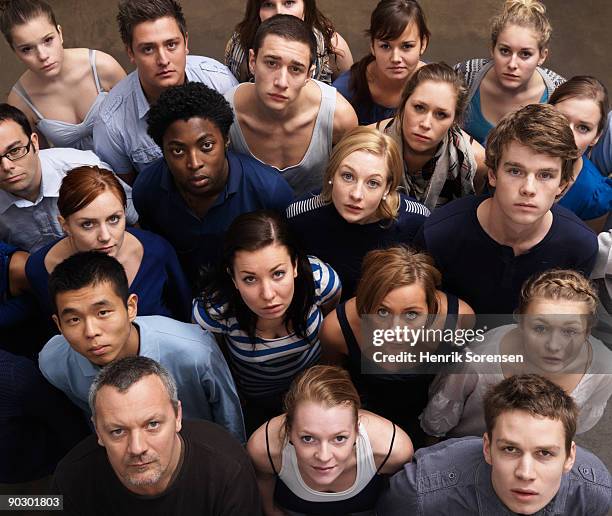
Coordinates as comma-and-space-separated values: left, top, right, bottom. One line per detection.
133, 151, 294, 281
415, 195, 598, 315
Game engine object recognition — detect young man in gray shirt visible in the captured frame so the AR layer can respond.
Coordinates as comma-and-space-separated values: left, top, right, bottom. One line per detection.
378, 374, 611, 515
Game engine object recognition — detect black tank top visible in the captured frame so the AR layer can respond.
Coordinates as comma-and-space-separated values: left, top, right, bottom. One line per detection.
336, 293, 459, 447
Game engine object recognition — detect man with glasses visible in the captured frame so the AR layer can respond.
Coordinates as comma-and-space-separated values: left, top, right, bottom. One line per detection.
0, 104, 137, 253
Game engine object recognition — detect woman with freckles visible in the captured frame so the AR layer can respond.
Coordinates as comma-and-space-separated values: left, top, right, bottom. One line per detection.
372, 62, 488, 210
193, 210, 341, 434
2, 0, 125, 150
25, 166, 191, 323
456, 0, 565, 146
421, 269, 612, 440
287, 126, 430, 299
247, 365, 413, 516
333, 0, 429, 126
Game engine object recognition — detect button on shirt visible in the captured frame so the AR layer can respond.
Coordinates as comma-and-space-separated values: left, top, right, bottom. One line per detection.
133, 151, 294, 282
377, 437, 612, 515
93, 55, 238, 175
0, 148, 138, 253
38, 315, 246, 443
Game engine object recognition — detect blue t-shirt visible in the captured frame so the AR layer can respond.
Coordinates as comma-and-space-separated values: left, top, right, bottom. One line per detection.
333, 70, 396, 126
25, 228, 192, 322
133, 151, 294, 282
287, 192, 430, 299
559, 156, 612, 220
465, 87, 549, 146
415, 195, 598, 314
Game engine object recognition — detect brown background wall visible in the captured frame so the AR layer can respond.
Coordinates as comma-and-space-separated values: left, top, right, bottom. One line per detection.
0, 0, 610, 99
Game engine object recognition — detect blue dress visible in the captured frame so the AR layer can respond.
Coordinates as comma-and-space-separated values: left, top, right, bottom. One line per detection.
25, 228, 192, 322
333, 70, 396, 126
559, 157, 612, 220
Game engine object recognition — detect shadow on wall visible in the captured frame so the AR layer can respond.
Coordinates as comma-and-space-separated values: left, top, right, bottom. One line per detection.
1, 0, 610, 99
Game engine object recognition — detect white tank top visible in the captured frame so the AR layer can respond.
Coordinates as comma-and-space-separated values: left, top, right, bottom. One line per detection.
278, 422, 378, 503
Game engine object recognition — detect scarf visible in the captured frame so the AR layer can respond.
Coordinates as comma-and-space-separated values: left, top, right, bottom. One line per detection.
382, 118, 477, 211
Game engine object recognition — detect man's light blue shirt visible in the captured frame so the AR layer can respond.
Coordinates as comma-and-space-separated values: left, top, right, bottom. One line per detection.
0, 148, 138, 253
93, 55, 238, 175
38, 315, 245, 443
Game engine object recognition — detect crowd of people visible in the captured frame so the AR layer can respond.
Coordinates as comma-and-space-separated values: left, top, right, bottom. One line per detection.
0, 0, 611, 514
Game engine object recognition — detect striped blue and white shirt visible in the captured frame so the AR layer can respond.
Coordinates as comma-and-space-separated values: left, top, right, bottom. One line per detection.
193, 256, 340, 397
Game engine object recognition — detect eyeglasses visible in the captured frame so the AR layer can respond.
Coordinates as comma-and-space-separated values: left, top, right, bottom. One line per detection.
0, 138, 32, 162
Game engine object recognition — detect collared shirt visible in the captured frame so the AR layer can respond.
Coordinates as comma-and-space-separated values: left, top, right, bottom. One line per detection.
377, 437, 612, 515
0, 148, 138, 253
93, 55, 238, 175
133, 151, 294, 282
38, 315, 245, 443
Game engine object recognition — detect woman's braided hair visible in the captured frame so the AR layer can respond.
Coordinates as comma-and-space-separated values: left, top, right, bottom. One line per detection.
518, 269, 598, 324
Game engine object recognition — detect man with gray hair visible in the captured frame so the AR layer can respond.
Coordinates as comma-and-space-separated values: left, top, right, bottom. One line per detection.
52, 356, 262, 515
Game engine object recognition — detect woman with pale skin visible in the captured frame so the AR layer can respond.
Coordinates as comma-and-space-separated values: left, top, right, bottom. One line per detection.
287, 126, 430, 299
193, 210, 341, 434
320, 245, 474, 447
25, 166, 191, 322
371, 62, 487, 210
421, 269, 612, 439
2, 0, 125, 150
334, 0, 429, 126
225, 0, 352, 84
548, 76, 612, 233
248, 365, 413, 516
455, 0, 564, 145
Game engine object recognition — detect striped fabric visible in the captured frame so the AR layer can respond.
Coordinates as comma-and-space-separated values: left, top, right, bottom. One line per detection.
193, 256, 340, 397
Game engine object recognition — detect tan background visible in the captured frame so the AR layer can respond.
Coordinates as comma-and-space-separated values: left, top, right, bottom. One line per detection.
0, 0, 610, 98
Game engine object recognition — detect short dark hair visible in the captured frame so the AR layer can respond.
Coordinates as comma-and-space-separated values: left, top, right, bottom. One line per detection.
0, 0, 58, 48
116, 0, 187, 48
147, 83, 234, 147
0, 103, 33, 139
252, 14, 317, 68
484, 374, 578, 455
48, 252, 130, 315
89, 356, 179, 422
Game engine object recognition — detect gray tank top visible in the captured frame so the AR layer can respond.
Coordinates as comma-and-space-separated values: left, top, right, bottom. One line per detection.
12, 49, 106, 151
226, 79, 336, 197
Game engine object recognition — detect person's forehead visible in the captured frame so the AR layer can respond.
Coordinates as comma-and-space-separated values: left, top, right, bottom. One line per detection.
164, 117, 220, 140
258, 34, 311, 63
96, 375, 172, 420
500, 140, 563, 169
56, 282, 123, 313
493, 409, 566, 447
0, 119, 28, 142
292, 401, 355, 432
131, 16, 183, 44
